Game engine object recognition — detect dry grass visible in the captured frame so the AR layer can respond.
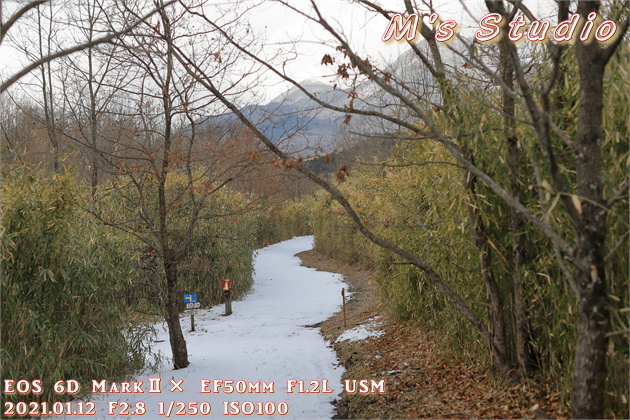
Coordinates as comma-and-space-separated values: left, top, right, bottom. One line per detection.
298, 249, 568, 419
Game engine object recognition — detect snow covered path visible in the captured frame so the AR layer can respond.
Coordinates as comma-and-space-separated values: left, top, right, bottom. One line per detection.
61, 236, 347, 419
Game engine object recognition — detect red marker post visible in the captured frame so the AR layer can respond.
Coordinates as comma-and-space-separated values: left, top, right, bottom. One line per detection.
222, 279, 233, 316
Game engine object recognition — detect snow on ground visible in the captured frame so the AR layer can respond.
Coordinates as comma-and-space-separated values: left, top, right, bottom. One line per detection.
61, 236, 348, 419
334, 316, 384, 343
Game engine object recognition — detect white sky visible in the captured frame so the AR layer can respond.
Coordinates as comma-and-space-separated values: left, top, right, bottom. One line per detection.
233, 0, 558, 101
1, 0, 558, 103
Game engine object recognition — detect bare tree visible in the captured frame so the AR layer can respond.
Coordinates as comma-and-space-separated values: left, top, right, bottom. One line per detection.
0, 0, 177, 94
2, 0, 277, 370
82, 0, 265, 369
5, 0, 66, 171
172, 0, 628, 416
57, 0, 131, 196
2, 0, 626, 414
0, 95, 36, 165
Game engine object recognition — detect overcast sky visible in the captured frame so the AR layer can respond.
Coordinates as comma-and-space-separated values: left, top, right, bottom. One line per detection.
1, 0, 558, 104
232, 0, 558, 101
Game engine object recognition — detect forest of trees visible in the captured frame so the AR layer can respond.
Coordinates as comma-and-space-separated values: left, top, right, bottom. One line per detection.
1, 0, 628, 418
1, 0, 311, 407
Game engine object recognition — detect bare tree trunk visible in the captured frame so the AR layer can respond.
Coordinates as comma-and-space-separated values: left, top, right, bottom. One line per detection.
164, 261, 189, 369
465, 170, 512, 376
87, 9, 99, 199
37, 2, 60, 173
571, 3, 610, 416
508, 185, 537, 374
157, 1, 188, 370
499, 38, 537, 376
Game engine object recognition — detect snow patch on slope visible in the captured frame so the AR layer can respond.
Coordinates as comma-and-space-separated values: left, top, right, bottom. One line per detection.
335, 316, 384, 343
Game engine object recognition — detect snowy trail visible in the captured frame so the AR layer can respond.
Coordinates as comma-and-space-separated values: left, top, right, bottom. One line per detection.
62, 236, 347, 419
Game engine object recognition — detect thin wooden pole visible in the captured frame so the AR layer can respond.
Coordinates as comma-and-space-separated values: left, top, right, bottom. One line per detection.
342, 288, 347, 329
224, 290, 232, 316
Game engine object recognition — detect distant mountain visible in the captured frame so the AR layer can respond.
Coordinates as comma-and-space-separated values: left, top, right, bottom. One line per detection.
267, 79, 347, 110
341, 41, 472, 140
206, 79, 351, 154
206, 43, 471, 157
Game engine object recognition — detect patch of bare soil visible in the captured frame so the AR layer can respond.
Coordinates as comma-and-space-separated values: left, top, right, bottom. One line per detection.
298, 249, 568, 420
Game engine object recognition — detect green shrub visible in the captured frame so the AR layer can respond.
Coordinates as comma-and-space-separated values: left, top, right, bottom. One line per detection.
0, 167, 153, 408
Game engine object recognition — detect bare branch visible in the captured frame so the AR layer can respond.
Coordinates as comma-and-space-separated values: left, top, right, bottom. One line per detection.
0, 0, 179, 94
0, 0, 47, 43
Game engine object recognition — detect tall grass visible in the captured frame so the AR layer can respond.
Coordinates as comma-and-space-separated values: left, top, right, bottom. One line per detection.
0, 167, 154, 408
309, 43, 628, 417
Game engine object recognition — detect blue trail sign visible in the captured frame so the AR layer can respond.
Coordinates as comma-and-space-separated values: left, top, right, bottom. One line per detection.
183, 294, 198, 303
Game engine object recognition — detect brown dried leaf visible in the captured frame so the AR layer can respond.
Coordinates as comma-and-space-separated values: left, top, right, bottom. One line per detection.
337, 64, 349, 79
321, 54, 334, 66
336, 165, 351, 180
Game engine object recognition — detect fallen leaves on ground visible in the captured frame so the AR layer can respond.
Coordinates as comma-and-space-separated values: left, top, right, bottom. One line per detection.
299, 249, 569, 419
